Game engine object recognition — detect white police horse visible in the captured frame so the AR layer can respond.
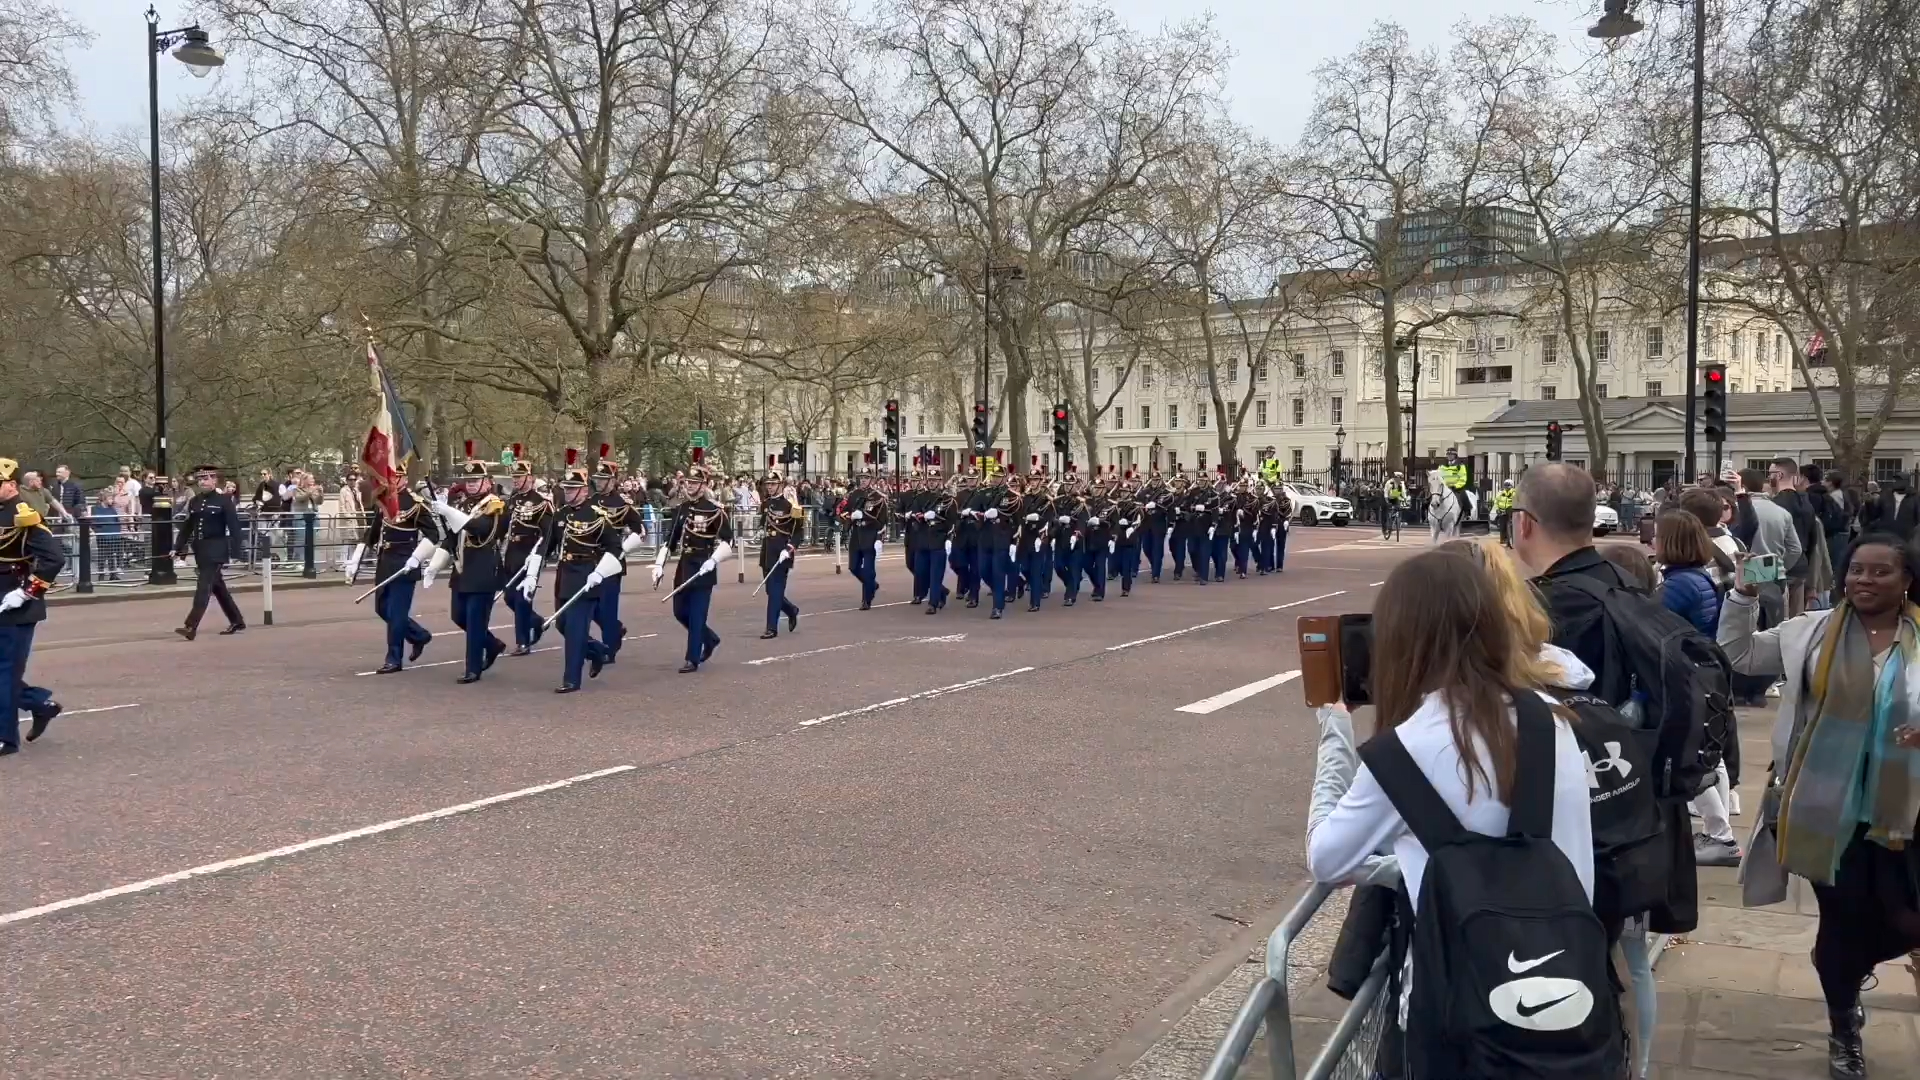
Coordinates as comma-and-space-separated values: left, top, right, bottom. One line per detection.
1426, 468, 1476, 544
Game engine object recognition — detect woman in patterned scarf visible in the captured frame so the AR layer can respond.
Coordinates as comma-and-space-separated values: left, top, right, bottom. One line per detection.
1719, 532, 1920, 1080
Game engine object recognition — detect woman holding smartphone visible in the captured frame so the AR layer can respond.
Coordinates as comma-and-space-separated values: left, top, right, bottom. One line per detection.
1719, 533, 1920, 1080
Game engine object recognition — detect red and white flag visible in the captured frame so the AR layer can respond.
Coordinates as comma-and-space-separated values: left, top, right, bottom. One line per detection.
359, 341, 417, 519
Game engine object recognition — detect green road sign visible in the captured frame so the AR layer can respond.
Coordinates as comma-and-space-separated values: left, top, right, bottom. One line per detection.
689, 430, 712, 449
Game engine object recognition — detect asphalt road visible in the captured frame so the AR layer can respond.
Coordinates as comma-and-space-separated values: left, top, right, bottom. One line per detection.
1, 532, 1419, 1079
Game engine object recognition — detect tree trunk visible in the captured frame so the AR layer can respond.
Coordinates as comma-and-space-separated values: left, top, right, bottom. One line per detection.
1380, 286, 1402, 471
584, 347, 611, 466
1004, 361, 1032, 473
827, 398, 841, 478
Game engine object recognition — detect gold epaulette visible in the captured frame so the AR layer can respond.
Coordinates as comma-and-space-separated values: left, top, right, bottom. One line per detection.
11, 505, 42, 530
476, 495, 505, 515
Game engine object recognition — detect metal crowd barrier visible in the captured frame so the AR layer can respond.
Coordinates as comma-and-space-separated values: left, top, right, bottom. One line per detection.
1202, 882, 1393, 1080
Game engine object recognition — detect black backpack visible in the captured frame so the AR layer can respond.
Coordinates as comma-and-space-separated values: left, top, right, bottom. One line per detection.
1361, 691, 1622, 1080
1554, 690, 1667, 924
1553, 574, 1735, 798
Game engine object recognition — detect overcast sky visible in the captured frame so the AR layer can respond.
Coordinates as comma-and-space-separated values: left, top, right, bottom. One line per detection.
58, 0, 1587, 145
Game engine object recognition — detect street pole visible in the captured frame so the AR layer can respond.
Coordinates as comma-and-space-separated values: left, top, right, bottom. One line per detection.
145, 12, 177, 585
1681, 0, 1707, 482
1404, 339, 1421, 480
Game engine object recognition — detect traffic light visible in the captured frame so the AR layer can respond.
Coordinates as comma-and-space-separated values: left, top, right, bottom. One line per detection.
884, 399, 900, 450
1702, 363, 1727, 443
1051, 403, 1070, 455
1546, 420, 1563, 461
972, 400, 989, 451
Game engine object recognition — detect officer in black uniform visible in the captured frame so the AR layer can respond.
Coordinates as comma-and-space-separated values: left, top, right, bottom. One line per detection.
1014, 472, 1054, 611
540, 458, 623, 693
0, 456, 64, 755
898, 469, 927, 604
589, 449, 644, 660
949, 467, 978, 602
841, 475, 888, 610
427, 458, 508, 683
1082, 470, 1114, 602
652, 465, 733, 672
975, 469, 1018, 617
173, 465, 247, 640
1185, 477, 1217, 584
501, 459, 553, 655
1050, 472, 1085, 606
351, 479, 442, 673
1108, 470, 1143, 596
914, 467, 955, 614
1139, 471, 1168, 583
758, 468, 803, 638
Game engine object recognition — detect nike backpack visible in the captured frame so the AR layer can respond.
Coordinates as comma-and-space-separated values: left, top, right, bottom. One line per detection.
1360, 691, 1622, 1080
1551, 574, 1736, 797
1555, 690, 1667, 924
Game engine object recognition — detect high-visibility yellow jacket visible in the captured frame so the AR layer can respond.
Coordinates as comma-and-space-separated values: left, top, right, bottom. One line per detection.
1494, 488, 1515, 512
1440, 462, 1468, 490
1258, 459, 1281, 483
1385, 480, 1407, 504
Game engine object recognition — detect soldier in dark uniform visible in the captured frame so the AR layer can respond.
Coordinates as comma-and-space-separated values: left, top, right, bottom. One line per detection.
758, 468, 804, 638
1257, 484, 1292, 574
1230, 478, 1258, 578
427, 458, 508, 683
589, 447, 644, 660
1082, 468, 1115, 602
1014, 472, 1054, 611
949, 466, 978, 602
1051, 471, 1085, 606
173, 465, 247, 640
1168, 473, 1192, 580
540, 458, 623, 693
501, 458, 553, 655
1209, 472, 1234, 582
840, 475, 889, 610
1108, 470, 1143, 597
1139, 471, 1168, 583
352, 478, 442, 673
651, 465, 733, 672
0, 457, 64, 756
913, 466, 954, 614
898, 467, 928, 604
975, 469, 1018, 617
1184, 477, 1217, 583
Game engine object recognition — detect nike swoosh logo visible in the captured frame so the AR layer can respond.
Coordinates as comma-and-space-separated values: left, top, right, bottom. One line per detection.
1516, 992, 1578, 1018
1507, 949, 1565, 973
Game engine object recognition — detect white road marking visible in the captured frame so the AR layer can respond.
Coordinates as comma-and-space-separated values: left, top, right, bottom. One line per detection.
1104, 619, 1233, 653
797, 667, 1035, 728
0, 764, 639, 928
745, 633, 968, 666
352, 632, 658, 675
1368, 580, 1386, 587
1269, 591, 1347, 611
1176, 670, 1302, 715
61, 703, 141, 717
807, 600, 913, 617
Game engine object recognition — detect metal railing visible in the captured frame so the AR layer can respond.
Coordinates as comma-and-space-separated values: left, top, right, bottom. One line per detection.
1202, 882, 1394, 1080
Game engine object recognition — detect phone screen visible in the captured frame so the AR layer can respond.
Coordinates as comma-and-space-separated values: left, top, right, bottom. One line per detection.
1338, 613, 1373, 707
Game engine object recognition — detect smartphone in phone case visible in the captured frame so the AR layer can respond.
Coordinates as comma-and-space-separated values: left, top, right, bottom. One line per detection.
1298, 615, 1342, 706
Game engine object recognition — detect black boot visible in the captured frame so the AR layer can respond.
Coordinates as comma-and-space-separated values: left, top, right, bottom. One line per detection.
1829, 1007, 1867, 1080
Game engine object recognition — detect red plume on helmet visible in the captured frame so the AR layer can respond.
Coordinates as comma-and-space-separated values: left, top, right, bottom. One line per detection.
512, 443, 523, 456
599, 443, 611, 458
464, 439, 475, 458
565, 447, 578, 465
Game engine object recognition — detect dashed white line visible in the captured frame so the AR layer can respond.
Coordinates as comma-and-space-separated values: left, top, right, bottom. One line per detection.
1104, 619, 1234, 652
1176, 670, 1302, 715
1368, 580, 1386, 587
0, 764, 639, 928
1269, 591, 1347, 611
806, 600, 914, 617
61, 703, 141, 717
745, 633, 968, 666
796, 667, 1035, 728
352, 644, 563, 676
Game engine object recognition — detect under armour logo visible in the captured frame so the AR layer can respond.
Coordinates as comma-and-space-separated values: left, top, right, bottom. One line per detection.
1586, 741, 1631, 788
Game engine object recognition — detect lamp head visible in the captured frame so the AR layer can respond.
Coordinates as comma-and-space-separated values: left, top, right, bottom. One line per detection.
172, 27, 225, 77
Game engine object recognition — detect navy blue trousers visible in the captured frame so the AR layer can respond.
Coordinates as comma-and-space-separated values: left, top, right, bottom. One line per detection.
376, 575, 432, 668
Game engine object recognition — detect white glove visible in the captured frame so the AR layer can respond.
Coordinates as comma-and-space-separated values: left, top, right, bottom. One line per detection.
1009, 544, 1018, 561
851, 510, 865, 521
0, 588, 26, 613
984, 508, 999, 521
651, 564, 665, 586
1070, 534, 1079, 549
621, 531, 646, 555
439, 504, 474, 533
430, 496, 454, 518
343, 542, 366, 582
1207, 527, 1217, 541
1108, 540, 1116, 553
1088, 516, 1101, 527
873, 539, 883, 555
403, 555, 422, 572
1145, 501, 1157, 510
422, 546, 451, 588
698, 557, 718, 577
944, 539, 952, 554
1027, 513, 1040, 523
1192, 504, 1204, 511
1055, 514, 1070, 524
585, 570, 606, 589
519, 554, 543, 598
1034, 537, 1044, 552
960, 507, 975, 518
924, 510, 938, 522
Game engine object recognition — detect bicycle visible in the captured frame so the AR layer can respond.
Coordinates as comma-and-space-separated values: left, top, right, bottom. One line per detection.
1380, 503, 1404, 542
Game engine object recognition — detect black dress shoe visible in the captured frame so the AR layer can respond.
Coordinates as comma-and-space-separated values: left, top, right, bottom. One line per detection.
220, 623, 245, 635
457, 672, 481, 684
1028, 604, 1040, 612
760, 629, 779, 639
966, 599, 979, 609
26, 703, 60, 742
1121, 587, 1131, 596
927, 604, 940, 614
589, 652, 605, 679
911, 595, 925, 605
531, 622, 546, 647
375, 663, 402, 674
554, 684, 579, 694
1151, 576, 1160, 583
0, 744, 16, 757
677, 661, 699, 674
1091, 594, 1103, 602
410, 636, 430, 662
989, 609, 1002, 619
174, 625, 197, 642
788, 609, 799, 632
859, 601, 871, 611
703, 638, 718, 663
483, 640, 505, 671
1063, 597, 1076, 607
511, 644, 532, 657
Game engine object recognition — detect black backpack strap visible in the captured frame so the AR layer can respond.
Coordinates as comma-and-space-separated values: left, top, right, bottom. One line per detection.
1508, 691, 1558, 838
1359, 729, 1470, 852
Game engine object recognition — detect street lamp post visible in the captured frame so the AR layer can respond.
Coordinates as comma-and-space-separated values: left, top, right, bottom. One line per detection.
145, 6, 224, 585
1591, 0, 1701, 478
1334, 425, 1347, 491
1395, 334, 1421, 479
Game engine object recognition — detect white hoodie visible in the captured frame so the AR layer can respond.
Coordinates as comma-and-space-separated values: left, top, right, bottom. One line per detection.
1306, 645, 1597, 910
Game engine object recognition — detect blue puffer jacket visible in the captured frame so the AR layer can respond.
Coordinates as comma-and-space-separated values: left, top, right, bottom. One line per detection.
1659, 565, 1721, 637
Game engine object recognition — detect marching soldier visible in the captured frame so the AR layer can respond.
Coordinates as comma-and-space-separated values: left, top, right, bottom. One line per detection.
1168, 472, 1193, 580
426, 455, 509, 683
1108, 469, 1143, 597
1256, 483, 1292, 574
172, 465, 247, 640
949, 465, 979, 604
899, 467, 928, 604
840, 474, 889, 610
1231, 477, 1258, 578
758, 468, 804, 638
501, 456, 554, 655
1207, 472, 1233, 581
1139, 470, 1168, 583
589, 446, 642, 661
912, 466, 955, 614
651, 465, 733, 672
539, 455, 623, 693
1051, 471, 1086, 606
1081, 467, 1116, 602
350, 474, 442, 673
1014, 472, 1054, 611
0, 457, 64, 756
970, 466, 1017, 616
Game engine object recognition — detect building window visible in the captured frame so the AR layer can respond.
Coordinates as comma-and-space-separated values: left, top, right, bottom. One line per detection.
1493, 334, 1511, 351
1167, 404, 1178, 430
1114, 407, 1124, 430
1197, 403, 1207, 428
1256, 400, 1268, 427
1540, 386, 1557, 400
1292, 353, 1306, 378
1459, 368, 1487, 384
1291, 398, 1304, 426
1330, 396, 1343, 425
1227, 362, 1238, 385
1646, 381, 1663, 397
1330, 350, 1345, 377
1141, 365, 1154, 390
1731, 333, 1743, 363
1774, 383, 1784, 393
1754, 330, 1766, 363
1774, 333, 1784, 363
1090, 368, 1100, 391
1542, 336, 1557, 365
1429, 361, 1439, 384
1255, 359, 1269, 384
1731, 380, 1741, 393
1595, 383, 1609, 398
1875, 458, 1906, 483
1197, 450, 1208, 473
1645, 326, 1663, 358
1141, 405, 1152, 429
1489, 366, 1513, 382
1592, 330, 1610, 361
1291, 448, 1304, 473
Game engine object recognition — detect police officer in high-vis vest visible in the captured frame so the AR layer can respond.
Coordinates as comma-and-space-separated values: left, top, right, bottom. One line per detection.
1440, 448, 1471, 522
1494, 479, 1517, 546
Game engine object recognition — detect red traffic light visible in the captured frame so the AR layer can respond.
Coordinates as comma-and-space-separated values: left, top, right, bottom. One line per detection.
1548, 421, 1562, 433
974, 402, 987, 414
1052, 409, 1067, 420
885, 399, 899, 413
1705, 368, 1725, 383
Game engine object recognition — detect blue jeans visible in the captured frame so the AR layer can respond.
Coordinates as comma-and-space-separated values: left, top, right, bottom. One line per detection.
1618, 922, 1656, 1079
673, 582, 719, 665
451, 590, 501, 676
849, 545, 878, 605
560, 589, 605, 686
376, 574, 432, 668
